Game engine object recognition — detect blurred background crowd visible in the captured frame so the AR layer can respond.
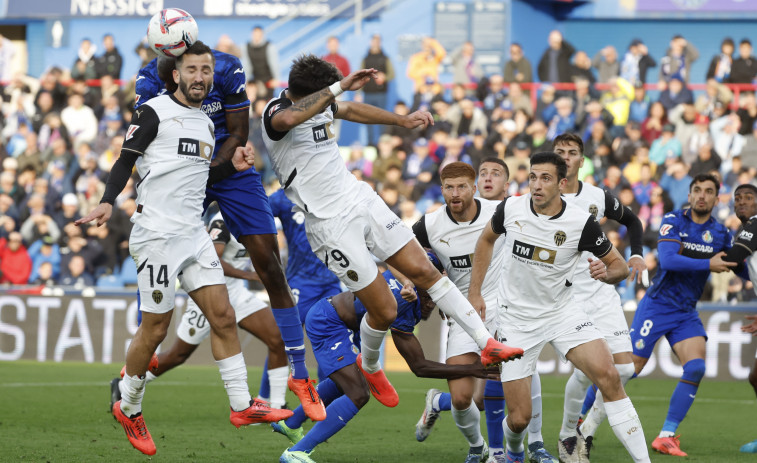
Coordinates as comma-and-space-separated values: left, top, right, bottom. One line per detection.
0, 24, 756, 305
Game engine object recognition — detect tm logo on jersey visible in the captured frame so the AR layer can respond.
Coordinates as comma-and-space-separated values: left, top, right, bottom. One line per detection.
512, 240, 557, 265
312, 122, 335, 143
178, 138, 213, 161
449, 254, 474, 269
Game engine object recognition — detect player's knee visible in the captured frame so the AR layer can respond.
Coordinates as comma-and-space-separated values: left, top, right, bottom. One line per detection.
451, 395, 473, 411
349, 385, 371, 409
572, 367, 592, 387
508, 414, 531, 433
211, 305, 237, 333
615, 362, 636, 384
371, 302, 397, 328
682, 358, 705, 383
402, 259, 438, 288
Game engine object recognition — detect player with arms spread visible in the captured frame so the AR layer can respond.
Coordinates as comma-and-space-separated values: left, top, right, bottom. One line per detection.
271, 262, 499, 463
135, 33, 323, 419
553, 132, 647, 462
76, 42, 289, 456
629, 173, 735, 457
262, 55, 523, 409
469, 153, 651, 463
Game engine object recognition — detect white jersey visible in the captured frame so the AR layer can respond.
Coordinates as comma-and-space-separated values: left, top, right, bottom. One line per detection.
731, 214, 757, 292
207, 212, 251, 292
491, 194, 613, 323
413, 199, 505, 304
261, 91, 368, 219
123, 94, 215, 235
562, 182, 627, 302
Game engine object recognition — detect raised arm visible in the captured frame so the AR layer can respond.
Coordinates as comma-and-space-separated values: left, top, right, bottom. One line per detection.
335, 100, 433, 130
270, 68, 378, 132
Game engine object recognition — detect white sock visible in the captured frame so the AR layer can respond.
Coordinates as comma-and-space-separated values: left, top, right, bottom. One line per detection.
504, 416, 526, 453
268, 366, 289, 409
528, 372, 544, 444
427, 276, 490, 349
452, 401, 484, 447
560, 368, 591, 439
359, 316, 386, 373
580, 362, 635, 438
144, 371, 158, 383
605, 397, 651, 463
216, 352, 252, 412
119, 373, 146, 417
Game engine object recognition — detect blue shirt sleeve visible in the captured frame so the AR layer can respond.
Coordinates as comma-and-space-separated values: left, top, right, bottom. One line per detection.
218, 54, 250, 111
134, 59, 163, 109
657, 239, 710, 272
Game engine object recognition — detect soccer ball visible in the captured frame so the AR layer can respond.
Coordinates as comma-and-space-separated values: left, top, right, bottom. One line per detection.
147, 8, 199, 58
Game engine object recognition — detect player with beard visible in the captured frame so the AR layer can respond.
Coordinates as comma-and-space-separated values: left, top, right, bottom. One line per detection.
469, 153, 652, 463
76, 42, 290, 456
262, 55, 523, 412
552, 132, 646, 462
629, 173, 735, 457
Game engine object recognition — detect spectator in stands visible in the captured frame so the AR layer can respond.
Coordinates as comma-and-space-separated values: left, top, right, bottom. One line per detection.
621, 39, 656, 85
629, 81, 651, 123
135, 36, 157, 67
506, 82, 533, 117
545, 97, 576, 140
503, 43, 533, 84
689, 143, 722, 178
577, 99, 613, 140
72, 38, 97, 80
246, 26, 279, 100
659, 74, 694, 110
0, 231, 31, 284
384, 100, 416, 150
447, 97, 487, 138
372, 134, 403, 184
85, 220, 120, 276
28, 234, 61, 282
215, 34, 241, 58
601, 76, 634, 135
711, 112, 746, 173
0, 171, 19, 208
98, 75, 125, 114
592, 45, 619, 83
696, 78, 733, 118
684, 113, 713, 165
345, 142, 372, 178
585, 121, 615, 178
69, 76, 99, 110
730, 39, 757, 84
322, 36, 350, 78
438, 136, 472, 171
535, 84, 556, 121
60, 93, 98, 146
403, 137, 436, 183
361, 34, 394, 145
640, 185, 673, 247
572, 76, 593, 122
36, 66, 66, 112
738, 121, 757, 170
410, 77, 444, 113
632, 162, 658, 205
659, 34, 699, 84
37, 113, 70, 154
481, 74, 507, 116
737, 92, 757, 135
668, 103, 698, 162
52, 192, 81, 230
538, 30, 575, 83
59, 254, 94, 287
407, 37, 446, 91
451, 41, 483, 87
660, 159, 692, 209
30, 261, 55, 286
0, 33, 16, 83
505, 139, 532, 177
706, 37, 735, 83
466, 129, 494, 170
602, 165, 629, 197
642, 101, 668, 145
60, 232, 102, 278
42, 138, 74, 174
613, 120, 645, 165
95, 34, 122, 79
526, 119, 551, 152
650, 123, 682, 166
20, 200, 60, 246
570, 50, 595, 84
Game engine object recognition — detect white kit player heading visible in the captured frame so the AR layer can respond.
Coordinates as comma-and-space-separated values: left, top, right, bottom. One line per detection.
126, 95, 216, 234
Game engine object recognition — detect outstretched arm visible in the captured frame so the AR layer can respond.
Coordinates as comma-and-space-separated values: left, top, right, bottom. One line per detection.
270, 68, 378, 132
335, 100, 433, 130
392, 332, 499, 380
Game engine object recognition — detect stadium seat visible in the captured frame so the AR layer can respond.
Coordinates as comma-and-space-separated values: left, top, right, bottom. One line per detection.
120, 258, 138, 286
96, 274, 123, 288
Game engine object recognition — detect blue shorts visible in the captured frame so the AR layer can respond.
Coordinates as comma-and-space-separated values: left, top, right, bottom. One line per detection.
305, 298, 360, 377
290, 276, 343, 324
629, 297, 707, 358
204, 168, 276, 239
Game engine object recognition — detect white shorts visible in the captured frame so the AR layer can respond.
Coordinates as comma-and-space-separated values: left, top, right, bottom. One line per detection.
498, 307, 604, 382
578, 287, 632, 355
177, 284, 268, 345
445, 297, 498, 360
305, 188, 415, 292
129, 224, 225, 314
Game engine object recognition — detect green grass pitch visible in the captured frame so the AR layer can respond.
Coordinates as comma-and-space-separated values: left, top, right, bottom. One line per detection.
2, 361, 756, 462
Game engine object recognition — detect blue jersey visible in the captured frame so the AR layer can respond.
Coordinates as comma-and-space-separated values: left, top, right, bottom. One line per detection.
135, 50, 249, 157
354, 271, 422, 335
645, 209, 731, 310
269, 189, 340, 285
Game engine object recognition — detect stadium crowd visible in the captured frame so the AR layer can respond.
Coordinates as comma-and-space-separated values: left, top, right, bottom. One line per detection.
0, 29, 756, 304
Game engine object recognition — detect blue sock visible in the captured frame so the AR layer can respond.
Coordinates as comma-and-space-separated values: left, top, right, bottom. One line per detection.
663, 358, 705, 434
484, 380, 505, 450
285, 378, 342, 429
272, 307, 308, 379
291, 395, 359, 453
581, 385, 598, 415
258, 357, 270, 399
436, 392, 452, 412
